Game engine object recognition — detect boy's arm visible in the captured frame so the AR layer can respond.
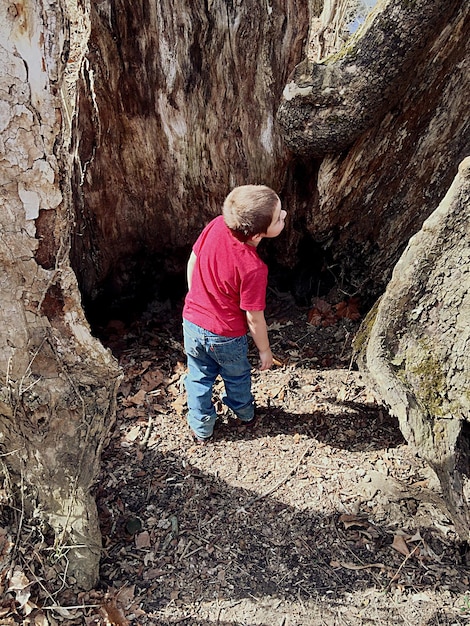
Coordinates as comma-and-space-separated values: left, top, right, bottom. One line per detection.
246, 310, 273, 371
187, 251, 197, 289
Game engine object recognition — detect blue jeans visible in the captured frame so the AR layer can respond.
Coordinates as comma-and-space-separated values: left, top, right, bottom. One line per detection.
183, 319, 254, 439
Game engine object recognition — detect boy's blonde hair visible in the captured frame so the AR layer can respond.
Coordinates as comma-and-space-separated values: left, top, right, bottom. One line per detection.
222, 185, 280, 241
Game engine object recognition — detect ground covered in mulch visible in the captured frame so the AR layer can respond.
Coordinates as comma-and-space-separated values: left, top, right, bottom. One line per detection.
2, 290, 470, 625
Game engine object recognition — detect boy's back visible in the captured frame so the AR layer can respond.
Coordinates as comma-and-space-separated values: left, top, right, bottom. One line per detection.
182, 185, 286, 443
183, 215, 268, 337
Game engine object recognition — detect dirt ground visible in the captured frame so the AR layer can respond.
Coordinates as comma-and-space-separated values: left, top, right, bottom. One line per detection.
2, 290, 470, 625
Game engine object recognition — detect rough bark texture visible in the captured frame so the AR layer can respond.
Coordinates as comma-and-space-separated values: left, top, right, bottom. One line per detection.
71, 0, 309, 304
283, 0, 470, 297
70, 0, 470, 310
355, 157, 470, 538
0, 0, 121, 588
277, 0, 462, 157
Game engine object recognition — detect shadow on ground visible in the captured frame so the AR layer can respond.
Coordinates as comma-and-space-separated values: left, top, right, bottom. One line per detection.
213, 402, 405, 452
94, 301, 469, 624
96, 428, 468, 624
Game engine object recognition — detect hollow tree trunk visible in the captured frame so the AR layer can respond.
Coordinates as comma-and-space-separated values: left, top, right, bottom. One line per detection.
279, 1, 470, 532
355, 157, 470, 538
0, 0, 121, 589
2, 0, 469, 584
71, 0, 310, 303
71, 0, 469, 309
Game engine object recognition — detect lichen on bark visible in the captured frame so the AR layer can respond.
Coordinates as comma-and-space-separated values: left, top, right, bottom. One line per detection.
356, 157, 470, 538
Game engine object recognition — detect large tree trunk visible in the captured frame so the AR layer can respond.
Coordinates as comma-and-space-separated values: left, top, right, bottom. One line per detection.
71, 0, 310, 304
71, 0, 469, 308
278, 0, 470, 296
278, 0, 462, 157
0, 0, 121, 589
355, 157, 470, 538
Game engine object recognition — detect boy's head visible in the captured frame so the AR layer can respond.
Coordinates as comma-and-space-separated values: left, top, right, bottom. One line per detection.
223, 185, 284, 242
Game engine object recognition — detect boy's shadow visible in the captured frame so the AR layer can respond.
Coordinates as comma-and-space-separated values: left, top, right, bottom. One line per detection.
215, 401, 405, 452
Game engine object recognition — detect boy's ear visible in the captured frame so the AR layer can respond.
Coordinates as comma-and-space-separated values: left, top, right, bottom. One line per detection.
249, 232, 264, 245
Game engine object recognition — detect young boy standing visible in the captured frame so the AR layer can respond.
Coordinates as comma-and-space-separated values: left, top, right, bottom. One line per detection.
183, 185, 287, 443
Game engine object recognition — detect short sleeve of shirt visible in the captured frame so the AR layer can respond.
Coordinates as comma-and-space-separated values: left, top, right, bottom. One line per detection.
239, 267, 268, 312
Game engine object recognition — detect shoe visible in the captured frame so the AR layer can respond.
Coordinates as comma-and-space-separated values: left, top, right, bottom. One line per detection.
235, 413, 258, 429
191, 431, 213, 445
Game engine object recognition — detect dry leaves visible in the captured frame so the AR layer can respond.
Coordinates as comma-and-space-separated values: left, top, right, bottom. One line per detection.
6, 568, 36, 615
99, 599, 130, 626
335, 297, 361, 321
99, 586, 138, 626
2, 297, 466, 626
392, 533, 411, 557
307, 298, 337, 327
307, 297, 361, 327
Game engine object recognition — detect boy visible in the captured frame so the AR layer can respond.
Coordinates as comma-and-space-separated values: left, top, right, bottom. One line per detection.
183, 184, 287, 443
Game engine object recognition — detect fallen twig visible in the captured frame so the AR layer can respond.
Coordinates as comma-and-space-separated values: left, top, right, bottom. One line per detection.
386, 543, 421, 588
140, 412, 153, 446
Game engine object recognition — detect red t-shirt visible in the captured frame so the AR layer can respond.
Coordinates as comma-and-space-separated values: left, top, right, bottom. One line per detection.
183, 216, 268, 336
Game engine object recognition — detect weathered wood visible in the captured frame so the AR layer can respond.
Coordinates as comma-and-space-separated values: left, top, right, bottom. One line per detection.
355, 157, 470, 538
0, 0, 121, 588
71, 0, 309, 302
70, 0, 470, 309
283, 0, 470, 297
277, 0, 462, 157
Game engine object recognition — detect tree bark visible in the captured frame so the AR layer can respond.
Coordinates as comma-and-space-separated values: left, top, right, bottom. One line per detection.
71, 0, 309, 303
71, 0, 470, 308
277, 0, 462, 157
0, 0, 121, 589
355, 157, 470, 538
280, 0, 470, 297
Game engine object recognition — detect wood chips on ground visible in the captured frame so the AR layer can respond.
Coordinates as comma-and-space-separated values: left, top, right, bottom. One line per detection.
1, 293, 470, 625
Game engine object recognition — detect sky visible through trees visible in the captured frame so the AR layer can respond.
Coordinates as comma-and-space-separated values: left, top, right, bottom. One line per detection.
346, 0, 379, 33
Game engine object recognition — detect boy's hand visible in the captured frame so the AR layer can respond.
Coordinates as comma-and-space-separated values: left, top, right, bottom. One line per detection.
259, 348, 273, 371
